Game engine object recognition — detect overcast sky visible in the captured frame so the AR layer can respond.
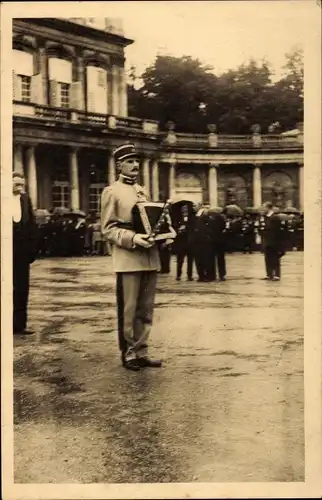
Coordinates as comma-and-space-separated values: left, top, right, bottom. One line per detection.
103, 1, 307, 82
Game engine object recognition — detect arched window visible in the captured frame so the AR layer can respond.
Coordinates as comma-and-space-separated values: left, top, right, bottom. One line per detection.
262, 171, 295, 209
13, 49, 34, 102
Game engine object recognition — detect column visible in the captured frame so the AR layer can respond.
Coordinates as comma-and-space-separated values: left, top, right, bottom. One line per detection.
76, 56, 85, 110
38, 46, 47, 105
108, 154, 116, 184
299, 163, 304, 212
111, 66, 119, 116
26, 146, 38, 209
151, 159, 159, 201
142, 157, 151, 197
14, 144, 24, 175
69, 148, 80, 211
253, 165, 262, 208
118, 67, 128, 117
208, 164, 218, 206
169, 162, 176, 199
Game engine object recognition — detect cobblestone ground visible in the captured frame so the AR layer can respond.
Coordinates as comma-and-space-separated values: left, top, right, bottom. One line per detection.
13, 252, 304, 483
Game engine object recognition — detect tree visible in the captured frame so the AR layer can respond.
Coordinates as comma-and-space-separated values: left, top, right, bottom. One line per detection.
207, 59, 276, 133
269, 47, 303, 130
128, 50, 304, 134
128, 55, 217, 132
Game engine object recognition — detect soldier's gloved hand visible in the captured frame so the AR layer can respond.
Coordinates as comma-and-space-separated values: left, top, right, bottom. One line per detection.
133, 233, 155, 249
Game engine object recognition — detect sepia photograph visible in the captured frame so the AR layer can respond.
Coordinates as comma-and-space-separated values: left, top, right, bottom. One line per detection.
1, 1, 321, 499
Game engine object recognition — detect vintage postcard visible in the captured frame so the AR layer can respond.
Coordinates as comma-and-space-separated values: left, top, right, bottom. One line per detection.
1, 1, 321, 499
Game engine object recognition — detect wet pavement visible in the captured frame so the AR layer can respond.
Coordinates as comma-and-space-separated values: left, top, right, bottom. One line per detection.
14, 252, 304, 483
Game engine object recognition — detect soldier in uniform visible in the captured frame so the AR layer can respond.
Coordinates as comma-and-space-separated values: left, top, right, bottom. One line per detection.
101, 144, 164, 371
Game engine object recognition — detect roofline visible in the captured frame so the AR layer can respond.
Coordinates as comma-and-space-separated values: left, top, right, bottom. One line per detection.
15, 18, 134, 47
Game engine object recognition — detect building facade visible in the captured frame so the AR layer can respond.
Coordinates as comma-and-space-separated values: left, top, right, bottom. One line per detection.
13, 17, 304, 214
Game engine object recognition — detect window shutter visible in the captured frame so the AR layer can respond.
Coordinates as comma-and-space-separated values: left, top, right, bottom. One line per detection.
50, 79, 59, 107
87, 90, 95, 112
30, 73, 44, 104
107, 69, 113, 114
70, 81, 84, 110
97, 68, 107, 114
13, 71, 22, 101
97, 68, 106, 88
86, 66, 97, 112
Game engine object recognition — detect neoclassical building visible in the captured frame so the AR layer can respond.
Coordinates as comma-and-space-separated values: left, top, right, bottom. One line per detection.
13, 17, 304, 214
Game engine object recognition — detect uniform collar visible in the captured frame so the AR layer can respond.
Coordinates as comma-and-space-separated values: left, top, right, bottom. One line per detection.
119, 174, 137, 185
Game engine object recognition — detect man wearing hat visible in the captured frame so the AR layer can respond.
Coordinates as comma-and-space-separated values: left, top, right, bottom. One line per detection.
261, 201, 285, 281
101, 144, 163, 371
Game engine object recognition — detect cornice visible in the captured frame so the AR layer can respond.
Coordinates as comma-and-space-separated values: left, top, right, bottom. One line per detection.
13, 20, 126, 58
18, 18, 133, 46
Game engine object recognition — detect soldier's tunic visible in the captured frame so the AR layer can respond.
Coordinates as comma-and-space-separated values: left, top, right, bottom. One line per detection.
101, 175, 160, 362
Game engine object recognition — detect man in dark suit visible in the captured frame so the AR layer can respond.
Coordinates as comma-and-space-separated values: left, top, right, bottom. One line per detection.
173, 203, 195, 281
12, 172, 37, 335
193, 207, 213, 282
209, 211, 227, 281
261, 202, 285, 281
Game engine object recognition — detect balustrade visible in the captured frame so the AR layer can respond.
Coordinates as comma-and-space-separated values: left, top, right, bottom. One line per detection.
35, 105, 71, 121
13, 102, 303, 149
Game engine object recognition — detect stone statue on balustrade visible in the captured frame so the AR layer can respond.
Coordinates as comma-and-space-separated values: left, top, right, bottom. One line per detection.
207, 124, 218, 148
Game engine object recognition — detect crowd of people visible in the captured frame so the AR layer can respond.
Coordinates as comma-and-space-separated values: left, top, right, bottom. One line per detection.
159, 202, 303, 282
34, 209, 110, 258
12, 145, 304, 372
33, 204, 304, 265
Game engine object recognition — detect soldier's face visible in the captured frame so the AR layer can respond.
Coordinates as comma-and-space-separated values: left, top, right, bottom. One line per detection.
121, 157, 140, 178
13, 176, 25, 195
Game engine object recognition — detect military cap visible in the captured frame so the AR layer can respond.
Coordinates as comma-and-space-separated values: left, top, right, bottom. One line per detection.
113, 143, 138, 163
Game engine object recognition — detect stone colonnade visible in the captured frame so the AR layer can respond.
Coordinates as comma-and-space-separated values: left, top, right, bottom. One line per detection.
163, 159, 304, 211
13, 144, 304, 211
13, 143, 160, 210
